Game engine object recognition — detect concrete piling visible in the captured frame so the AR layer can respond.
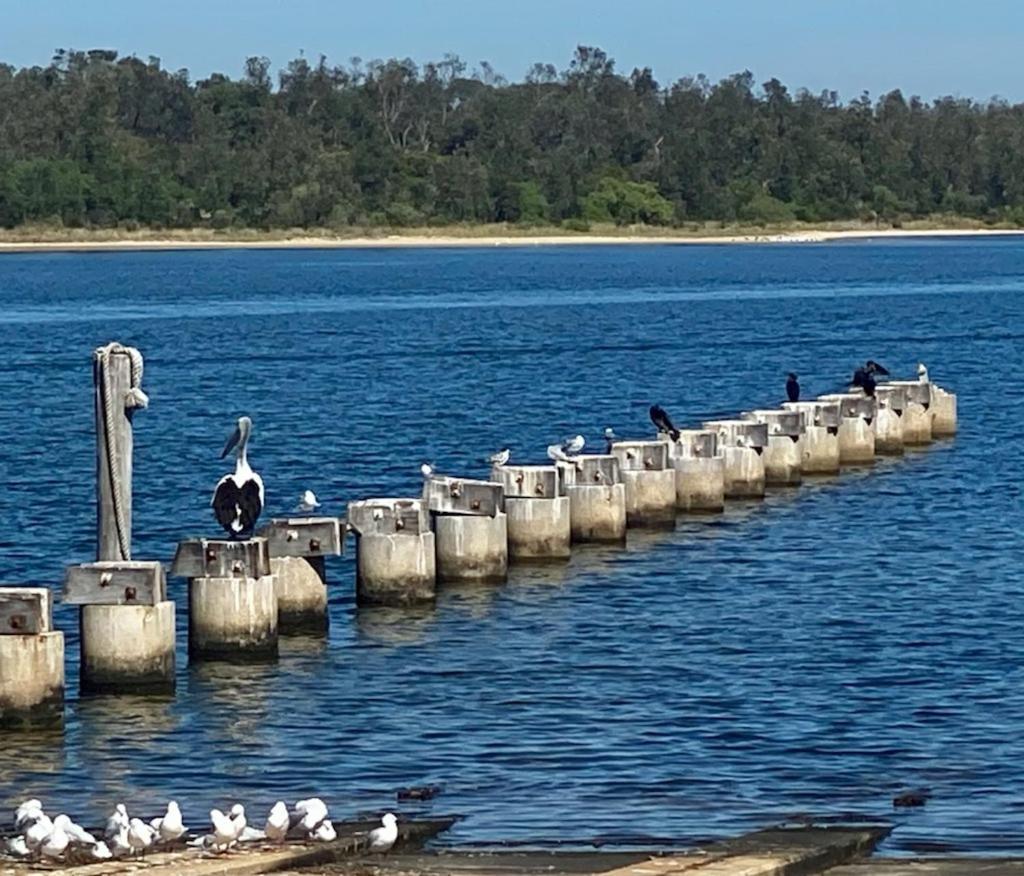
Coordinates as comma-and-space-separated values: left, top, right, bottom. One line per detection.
610, 440, 677, 527
424, 477, 508, 584
818, 393, 878, 464
873, 384, 906, 454
743, 410, 803, 485
172, 538, 278, 660
490, 465, 571, 561
931, 384, 958, 436
701, 420, 768, 498
782, 400, 842, 474
0, 588, 64, 727
258, 517, 344, 634
564, 455, 627, 543
348, 499, 436, 605
887, 381, 933, 445
661, 430, 725, 512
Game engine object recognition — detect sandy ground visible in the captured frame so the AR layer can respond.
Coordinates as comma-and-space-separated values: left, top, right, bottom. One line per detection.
0, 227, 1021, 253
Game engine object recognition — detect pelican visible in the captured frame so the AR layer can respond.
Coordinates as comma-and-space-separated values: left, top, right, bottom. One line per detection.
296, 490, 321, 513
918, 362, 929, 383
488, 448, 510, 466
649, 404, 680, 441
367, 812, 398, 853
211, 416, 264, 538
786, 373, 800, 403
562, 434, 585, 455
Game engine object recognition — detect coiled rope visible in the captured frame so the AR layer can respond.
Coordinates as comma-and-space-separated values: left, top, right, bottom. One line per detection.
95, 342, 148, 560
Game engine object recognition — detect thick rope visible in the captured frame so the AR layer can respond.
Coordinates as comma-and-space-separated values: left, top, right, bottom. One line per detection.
95, 342, 148, 560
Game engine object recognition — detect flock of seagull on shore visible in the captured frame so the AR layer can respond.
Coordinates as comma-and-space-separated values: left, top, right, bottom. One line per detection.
4, 797, 398, 863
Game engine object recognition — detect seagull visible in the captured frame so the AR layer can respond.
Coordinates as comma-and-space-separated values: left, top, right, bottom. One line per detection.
210, 808, 237, 852
649, 404, 680, 441
54, 814, 97, 846
603, 427, 616, 452
5, 836, 30, 858
562, 435, 585, 455
786, 373, 800, 403
151, 801, 186, 843
547, 444, 570, 463
13, 799, 42, 831
918, 362, 929, 383
296, 490, 321, 513
89, 841, 113, 860
40, 820, 69, 860
127, 818, 156, 856
294, 797, 328, 833
105, 803, 129, 840
24, 813, 53, 851
212, 416, 264, 538
367, 812, 398, 853
265, 801, 289, 843
312, 819, 337, 842
488, 448, 510, 467
229, 804, 246, 842
108, 826, 133, 858
420, 462, 434, 479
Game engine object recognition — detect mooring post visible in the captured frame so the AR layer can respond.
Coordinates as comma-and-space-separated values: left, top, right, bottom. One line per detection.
564, 455, 627, 543
930, 384, 958, 436
702, 420, 768, 498
71, 344, 177, 693
490, 465, 571, 561
781, 401, 842, 474
0, 587, 64, 728
886, 380, 934, 445
743, 410, 804, 485
817, 393, 878, 464
609, 440, 676, 527
424, 477, 509, 584
348, 499, 436, 606
660, 430, 726, 512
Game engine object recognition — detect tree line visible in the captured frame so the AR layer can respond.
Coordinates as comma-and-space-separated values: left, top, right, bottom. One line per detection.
1, 46, 1023, 231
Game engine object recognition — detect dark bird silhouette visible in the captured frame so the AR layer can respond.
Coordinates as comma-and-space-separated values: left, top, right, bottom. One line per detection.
211, 416, 264, 538
786, 373, 800, 402
649, 404, 680, 441
851, 367, 877, 397
865, 360, 890, 376
893, 788, 931, 808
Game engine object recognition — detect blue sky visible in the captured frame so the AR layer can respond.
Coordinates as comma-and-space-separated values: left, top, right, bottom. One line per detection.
2, 0, 1022, 101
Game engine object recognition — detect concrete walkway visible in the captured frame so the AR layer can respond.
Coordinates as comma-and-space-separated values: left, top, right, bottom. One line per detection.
825, 861, 1024, 875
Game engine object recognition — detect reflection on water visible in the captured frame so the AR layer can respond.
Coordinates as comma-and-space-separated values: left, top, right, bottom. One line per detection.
0, 241, 1021, 853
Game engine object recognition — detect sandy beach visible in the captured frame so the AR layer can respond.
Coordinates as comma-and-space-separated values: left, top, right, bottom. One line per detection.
0, 226, 1020, 254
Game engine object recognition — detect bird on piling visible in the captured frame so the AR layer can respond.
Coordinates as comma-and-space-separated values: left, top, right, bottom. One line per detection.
562, 434, 585, 455
212, 416, 264, 539
420, 462, 434, 479
786, 373, 800, 403
851, 360, 889, 398
603, 427, 616, 452
367, 812, 399, 853
649, 404, 680, 441
488, 448, 510, 467
918, 362, 929, 383
296, 490, 321, 513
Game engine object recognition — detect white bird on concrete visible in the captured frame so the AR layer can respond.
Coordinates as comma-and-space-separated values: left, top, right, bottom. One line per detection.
294, 797, 328, 833
367, 812, 398, 853
420, 462, 434, 479
210, 808, 236, 852
105, 803, 129, 839
488, 448, 510, 466
5, 836, 31, 858
54, 813, 97, 846
312, 819, 337, 842
265, 801, 289, 843
296, 489, 321, 513
603, 427, 617, 452
562, 435, 585, 455
238, 825, 267, 843
229, 804, 246, 843
127, 818, 156, 856
13, 798, 42, 831
108, 825, 133, 858
151, 801, 186, 843
40, 820, 70, 860
918, 362, 929, 383
546, 444, 570, 464
89, 840, 113, 860
24, 813, 53, 850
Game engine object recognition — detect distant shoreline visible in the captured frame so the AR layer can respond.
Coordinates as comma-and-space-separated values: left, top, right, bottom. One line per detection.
0, 226, 1021, 254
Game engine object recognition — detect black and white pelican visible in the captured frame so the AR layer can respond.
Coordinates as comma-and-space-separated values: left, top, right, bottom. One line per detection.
211, 416, 264, 538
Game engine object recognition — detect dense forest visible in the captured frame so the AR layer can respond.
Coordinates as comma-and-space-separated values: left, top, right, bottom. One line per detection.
1, 47, 1023, 231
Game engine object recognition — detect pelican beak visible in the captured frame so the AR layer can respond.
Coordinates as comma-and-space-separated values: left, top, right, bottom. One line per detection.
220, 425, 241, 459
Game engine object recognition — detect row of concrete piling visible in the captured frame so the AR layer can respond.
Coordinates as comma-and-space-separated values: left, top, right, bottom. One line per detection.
0, 356, 956, 727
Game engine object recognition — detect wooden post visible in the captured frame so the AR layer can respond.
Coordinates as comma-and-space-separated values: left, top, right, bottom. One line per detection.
94, 346, 140, 561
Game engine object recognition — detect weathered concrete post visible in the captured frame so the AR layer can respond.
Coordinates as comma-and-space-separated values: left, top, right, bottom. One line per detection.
173, 538, 277, 660
701, 420, 768, 498
64, 562, 174, 692
782, 400, 842, 474
818, 393, 877, 463
490, 465, 571, 561
743, 410, 803, 485
348, 499, 435, 606
610, 440, 676, 527
564, 455, 627, 543
257, 517, 344, 634
425, 477, 508, 584
873, 384, 906, 454
887, 380, 933, 445
0, 588, 64, 727
660, 430, 725, 512
77, 343, 176, 691
931, 384, 958, 437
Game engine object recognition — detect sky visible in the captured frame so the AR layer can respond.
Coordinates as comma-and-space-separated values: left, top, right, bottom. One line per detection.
2, 0, 1022, 102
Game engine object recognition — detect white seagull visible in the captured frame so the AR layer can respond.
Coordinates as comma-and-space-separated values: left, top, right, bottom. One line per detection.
13, 798, 42, 831
488, 448, 510, 466
420, 462, 434, 479
367, 812, 398, 853
105, 803, 129, 839
312, 819, 337, 842
211, 415, 265, 538
127, 818, 156, 856
108, 825, 133, 858
151, 801, 186, 843
5, 836, 30, 858
210, 808, 237, 852
296, 489, 321, 513
546, 444, 570, 464
40, 820, 70, 860
294, 797, 328, 833
562, 434, 585, 455
24, 813, 54, 850
265, 801, 289, 843
917, 362, 929, 383
54, 813, 97, 845
89, 841, 114, 860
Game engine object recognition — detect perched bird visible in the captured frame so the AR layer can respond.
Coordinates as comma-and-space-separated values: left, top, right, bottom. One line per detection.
127, 818, 156, 856
5, 836, 30, 858
105, 803, 129, 840
296, 490, 321, 513
603, 427, 616, 452
312, 819, 337, 842
918, 362, 929, 383
562, 435, 585, 455
786, 373, 800, 403
108, 826, 133, 858
649, 404, 680, 441
152, 801, 186, 843
367, 812, 398, 853
89, 841, 113, 860
865, 359, 890, 376
54, 813, 97, 846
546, 444, 570, 464
40, 820, 69, 860
13, 798, 42, 831
229, 804, 246, 839
212, 416, 264, 538
264, 801, 289, 843
488, 448, 510, 467
420, 462, 434, 479
851, 367, 878, 398
294, 797, 328, 833
25, 813, 54, 850
210, 808, 237, 852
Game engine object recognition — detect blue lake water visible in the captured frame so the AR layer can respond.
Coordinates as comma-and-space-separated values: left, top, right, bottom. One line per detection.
0, 238, 1022, 854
